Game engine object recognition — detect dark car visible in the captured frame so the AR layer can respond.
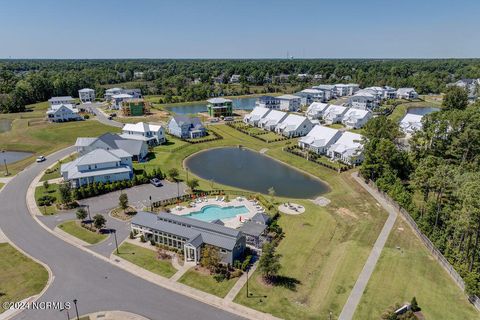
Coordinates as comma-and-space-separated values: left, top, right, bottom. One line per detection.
150, 178, 163, 187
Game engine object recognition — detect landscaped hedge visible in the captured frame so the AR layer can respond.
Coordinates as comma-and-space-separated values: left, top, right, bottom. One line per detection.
284, 146, 351, 172
227, 121, 289, 143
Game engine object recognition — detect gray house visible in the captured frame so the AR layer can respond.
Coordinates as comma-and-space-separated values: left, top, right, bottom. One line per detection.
131, 211, 246, 264
75, 133, 148, 161
167, 116, 206, 139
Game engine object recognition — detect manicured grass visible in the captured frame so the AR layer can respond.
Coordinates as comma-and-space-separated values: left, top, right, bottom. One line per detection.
58, 220, 107, 245
178, 269, 238, 298
327, 123, 345, 129
40, 154, 77, 182
353, 218, 478, 320
34, 184, 60, 215
0, 101, 120, 175
0, 243, 49, 314
0, 183, 4, 190
114, 242, 177, 278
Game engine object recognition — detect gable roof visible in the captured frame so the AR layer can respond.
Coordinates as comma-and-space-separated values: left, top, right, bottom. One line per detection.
171, 116, 205, 130
76, 149, 122, 166
343, 108, 371, 121
122, 122, 162, 133
276, 114, 309, 131
277, 94, 301, 100
324, 104, 348, 115
329, 131, 364, 155
261, 110, 287, 122
307, 102, 329, 113
207, 97, 232, 104
299, 125, 341, 148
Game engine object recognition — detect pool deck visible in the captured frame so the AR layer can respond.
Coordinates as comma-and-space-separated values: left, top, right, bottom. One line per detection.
169, 197, 265, 229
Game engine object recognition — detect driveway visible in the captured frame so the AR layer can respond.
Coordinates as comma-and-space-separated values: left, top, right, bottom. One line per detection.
86, 102, 124, 128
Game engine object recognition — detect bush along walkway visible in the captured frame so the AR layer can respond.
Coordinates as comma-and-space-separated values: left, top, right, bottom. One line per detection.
225, 261, 259, 302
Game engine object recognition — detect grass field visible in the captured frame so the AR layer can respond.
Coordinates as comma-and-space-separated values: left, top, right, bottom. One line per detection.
39, 154, 77, 182
34, 184, 60, 215
353, 218, 479, 319
0, 243, 49, 314
114, 242, 177, 278
178, 269, 239, 298
58, 220, 108, 245
0, 101, 119, 175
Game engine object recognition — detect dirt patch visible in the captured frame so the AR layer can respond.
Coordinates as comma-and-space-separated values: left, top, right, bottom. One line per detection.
110, 206, 137, 221
311, 196, 331, 207
337, 207, 358, 219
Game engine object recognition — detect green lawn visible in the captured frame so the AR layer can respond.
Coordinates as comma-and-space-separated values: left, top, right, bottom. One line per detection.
57, 220, 107, 245
114, 242, 177, 278
40, 154, 77, 182
353, 218, 479, 320
0, 101, 119, 175
34, 184, 60, 215
178, 269, 238, 298
0, 183, 4, 190
389, 100, 442, 123
0, 243, 49, 314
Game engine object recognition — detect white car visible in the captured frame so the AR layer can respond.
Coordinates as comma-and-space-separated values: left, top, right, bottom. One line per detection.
36, 156, 46, 163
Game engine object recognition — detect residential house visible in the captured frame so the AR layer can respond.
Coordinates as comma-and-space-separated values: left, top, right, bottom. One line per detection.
229, 74, 241, 83
60, 148, 133, 188
120, 122, 165, 145
133, 71, 144, 79
448, 79, 480, 101
257, 110, 288, 131
131, 211, 246, 264
275, 114, 314, 138
167, 116, 206, 139
349, 91, 379, 110
399, 113, 424, 134
212, 75, 225, 84
121, 98, 149, 116
104, 88, 123, 101
46, 104, 82, 122
396, 88, 419, 100
327, 131, 364, 165
323, 104, 348, 124
298, 125, 342, 154
295, 89, 326, 105
306, 102, 329, 120
243, 107, 271, 126
297, 73, 310, 81
207, 97, 233, 117
346, 84, 360, 96
277, 94, 301, 111
75, 133, 148, 161
335, 84, 350, 97
111, 93, 133, 109
341, 108, 372, 129
48, 96, 75, 107
255, 96, 280, 110
123, 89, 143, 99
238, 212, 270, 249
78, 88, 95, 103
383, 86, 397, 100
312, 84, 337, 100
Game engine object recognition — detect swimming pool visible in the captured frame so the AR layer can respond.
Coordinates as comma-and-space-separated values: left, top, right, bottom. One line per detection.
186, 205, 249, 222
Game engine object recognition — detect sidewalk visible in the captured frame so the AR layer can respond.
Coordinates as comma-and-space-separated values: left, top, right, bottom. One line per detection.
225, 262, 258, 301
338, 173, 398, 320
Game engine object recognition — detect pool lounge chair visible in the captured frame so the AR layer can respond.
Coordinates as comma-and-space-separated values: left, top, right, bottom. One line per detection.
220, 197, 225, 202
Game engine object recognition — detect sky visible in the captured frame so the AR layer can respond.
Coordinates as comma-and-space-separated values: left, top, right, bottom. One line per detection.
0, 0, 479, 59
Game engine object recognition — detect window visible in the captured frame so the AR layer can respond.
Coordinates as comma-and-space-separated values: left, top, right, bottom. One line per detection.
220, 249, 227, 254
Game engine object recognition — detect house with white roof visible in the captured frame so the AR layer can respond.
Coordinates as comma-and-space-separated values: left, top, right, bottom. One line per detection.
243, 107, 271, 126
46, 104, 82, 122
258, 110, 288, 131
335, 84, 350, 97
327, 131, 364, 165
323, 104, 349, 124
229, 74, 241, 83
207, 97, 233, 117
275, 114, 313, 138
447, 79, 480, 101
75, 133, 148, 161
399, 113, 424, 134
295, 89, 326, 105
306, 102, 329, 120
255, 96, 280, 110
167, 116, 206, 139
342, 108, 372, 129
346, 84, 360, 96
349, 91, 379, 110
383, 86, 397, 100
104, 88, 124, 101
78, 88, 95, 103
312, 84, 337, 100
298, 125, 342, 154
61, 148, 133, 188
111, 93, 133, 109
396, 88, 418, 100
120, 122, 165, 145
48, 96, 75, 107
277, 94, 301, 111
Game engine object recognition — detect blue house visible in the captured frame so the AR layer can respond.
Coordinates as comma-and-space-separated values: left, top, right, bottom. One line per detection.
167, 116, 206, 139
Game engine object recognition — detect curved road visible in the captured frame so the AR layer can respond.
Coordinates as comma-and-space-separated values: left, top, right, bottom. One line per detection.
88, 103, 124, 127
0, 148, 242, 320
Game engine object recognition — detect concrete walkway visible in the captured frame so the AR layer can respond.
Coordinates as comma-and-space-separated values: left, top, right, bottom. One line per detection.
77, 310, 150, 320
338, 173, 398, 320
225, 262, 259, 302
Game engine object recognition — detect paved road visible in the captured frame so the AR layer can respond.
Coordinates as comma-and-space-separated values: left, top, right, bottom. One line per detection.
338, 173, 398, 320
0, 148, 243, 320
87, 103, 124, 128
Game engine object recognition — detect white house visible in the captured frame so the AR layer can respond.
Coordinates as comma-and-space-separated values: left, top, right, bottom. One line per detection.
327, 131, 364, 165
335, 84, 349, 97
255, 96, 280, 110
120, 122, 166, 145
46, 104, 82, 122
295, 89, 326, 105
346, 84, 360, 96
111, 93, 133, 109
312, 84, 337, 100
298, 125, 342, 154
243, 107, 271, 126
341, 108, 372, 129
75, 133, 148, 161
258, 110, 288, 131
78, 88, 95, 103
104, 87, 124, 101
306, 102, 329, 120
396, 88, 419, 100
399, 113, 424, 135
448, 79, 480, 100
275, 114, 314, 138
60, 149, 133, 188
349, 91, 379, 110
230, 74, 241, 83
277, 94, 301, 111
323, 104, 348, 124
48, 96, 75, 107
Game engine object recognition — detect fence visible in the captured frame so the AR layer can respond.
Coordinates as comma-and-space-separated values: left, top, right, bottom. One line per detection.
283, 146, 352, 172
365, 177, 480, 311
226, 121, 289, 143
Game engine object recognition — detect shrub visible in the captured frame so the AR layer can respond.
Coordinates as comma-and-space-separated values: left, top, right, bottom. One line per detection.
150, 239, 156, 246
129, 231, 135, 239
140, 234, 146, 243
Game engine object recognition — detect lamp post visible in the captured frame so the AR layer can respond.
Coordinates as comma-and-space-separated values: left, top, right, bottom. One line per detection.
186, 168, 189, 184
72, 299, 79, 320
112, 229, 119, 254
246, 268, 249, 298
329, 311, 333, 320
86, 204, 91, 221
3, 158, 9, 176
149, 195, 152, 210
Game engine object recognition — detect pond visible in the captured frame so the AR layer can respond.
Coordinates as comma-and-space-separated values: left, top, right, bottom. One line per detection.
0, 119, 12, 133
185, 147, 329, 199
0, 151, 34, 164
167, 97, 257, 115
407, 107, 440, 116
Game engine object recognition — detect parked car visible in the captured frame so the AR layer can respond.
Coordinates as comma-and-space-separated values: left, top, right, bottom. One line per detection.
150, 178, 163, 187
107, 116, 113, 120
224, 116, 234, 121
110, 113, 117, 117
210, 117, 219, 123
36, 156, 46, 163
